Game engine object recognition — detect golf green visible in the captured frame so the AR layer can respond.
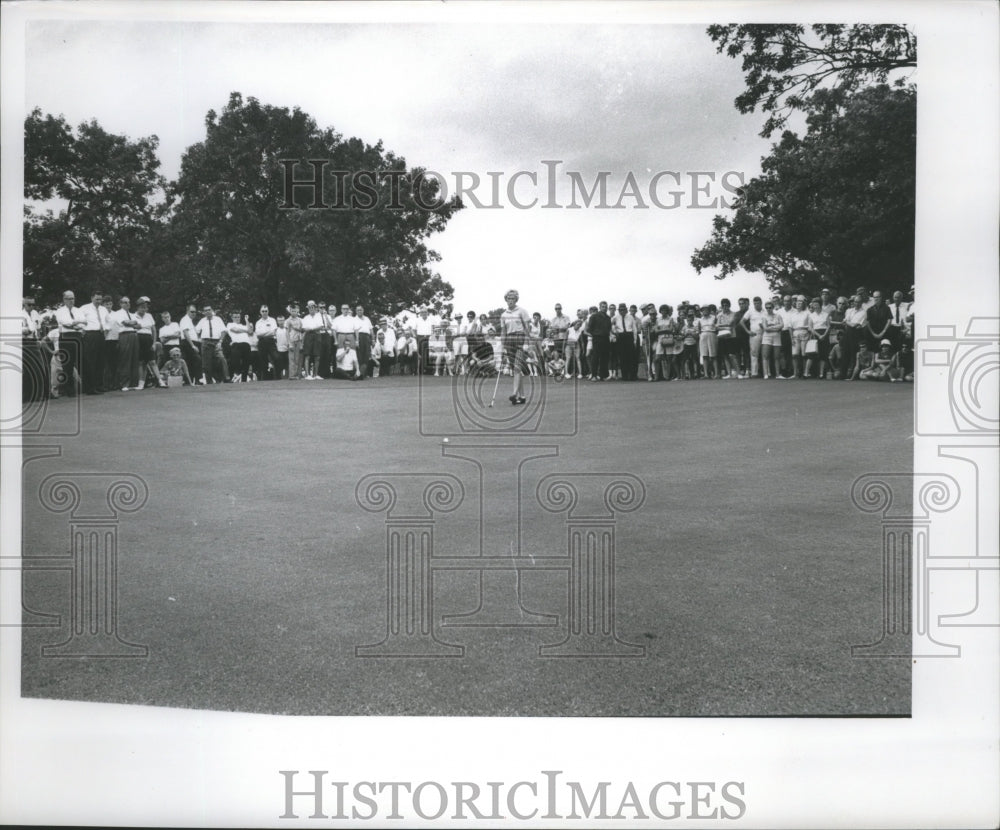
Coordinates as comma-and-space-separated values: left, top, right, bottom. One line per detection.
21, 376, 912, 715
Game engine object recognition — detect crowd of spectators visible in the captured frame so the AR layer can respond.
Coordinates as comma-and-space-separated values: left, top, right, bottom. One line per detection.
19, 284, 916, 401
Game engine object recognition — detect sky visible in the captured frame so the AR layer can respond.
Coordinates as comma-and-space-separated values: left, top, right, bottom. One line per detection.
25, 17, 777, 315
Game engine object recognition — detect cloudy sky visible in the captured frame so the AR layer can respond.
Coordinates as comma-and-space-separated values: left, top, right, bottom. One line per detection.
26, 16, 777, 314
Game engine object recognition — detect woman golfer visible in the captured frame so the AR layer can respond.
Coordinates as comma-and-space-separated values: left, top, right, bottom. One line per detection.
500, 289, 531, 405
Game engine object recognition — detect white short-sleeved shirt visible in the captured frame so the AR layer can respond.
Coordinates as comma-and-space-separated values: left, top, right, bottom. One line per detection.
301, 311, 324, 332
55, 305, 85, 334
742, 308, 766, 334
179, 314, 200, 343
785, 308, 810, 331
195, 316, 225, 340
159, 322, 182, 345
255, 317, 278, 338
332, 314, 359, 336
135, 312, 156, 337
501, 305, 530, 335
226, 321, 250, 344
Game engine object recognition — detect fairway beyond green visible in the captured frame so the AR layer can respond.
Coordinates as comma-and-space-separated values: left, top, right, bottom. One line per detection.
22, 377, 912, 715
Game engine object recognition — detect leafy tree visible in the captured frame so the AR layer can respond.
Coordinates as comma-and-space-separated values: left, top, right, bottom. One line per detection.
691, 85, 915, 298
708, 24, 916, 137
23, 108, 166, 301
168, 92, 461, 315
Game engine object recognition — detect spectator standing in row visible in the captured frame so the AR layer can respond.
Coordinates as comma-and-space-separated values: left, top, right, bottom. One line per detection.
196, 305, 228, 384
865, 290, 892, 351
284, 305, 304, 379
227, 311, 252, 382
274, 314, 289, 379
255, 305, 279, 380
316, 302, 333, 379
586, 301, 612, 381
135, 297, 164, 388
54, 290, 86, 397
178, 305, 203, 383
78, 289, 109, 394
355, 305, 374, 377
300, 301, 323, 380
113, 296, 141, 391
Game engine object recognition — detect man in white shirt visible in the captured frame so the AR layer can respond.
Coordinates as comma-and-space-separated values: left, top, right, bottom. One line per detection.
316, 302, 333, 378
354, 305, 374, 377
78, 289, 108, 394
194, 305, 229, 383
740, 296, 767, 378
299, 301, 324, 379
378, 319, 397, 376
331, 303, 359, 349
413, 307, 434, 374
254, 304, 280, 380
885, 290, 908, 350
178, 304, 203, 383
548, 304, 572, 359
54, 290, 87, 396
274, 314, 289, 379
158, 311, 183, 366
333, 335, 361, 380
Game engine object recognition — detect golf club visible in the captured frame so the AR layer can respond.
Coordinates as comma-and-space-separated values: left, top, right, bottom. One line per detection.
487, 362, 502, 407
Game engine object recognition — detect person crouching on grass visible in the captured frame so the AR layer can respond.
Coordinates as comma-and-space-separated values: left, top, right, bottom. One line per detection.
858, 339, 900, 382
333, 335, 361, 380
160, 348, 193, 387
500, 289, 531, 404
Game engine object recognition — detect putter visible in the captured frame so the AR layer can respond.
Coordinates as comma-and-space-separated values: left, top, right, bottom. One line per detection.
488, 364, 502, 407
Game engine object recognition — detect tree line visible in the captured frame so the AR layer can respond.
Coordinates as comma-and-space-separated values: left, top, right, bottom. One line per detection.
24, 92, 461, 314
692, 24, 917, 299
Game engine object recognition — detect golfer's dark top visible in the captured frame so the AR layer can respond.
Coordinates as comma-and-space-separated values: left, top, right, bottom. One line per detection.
587, 311, 612, 337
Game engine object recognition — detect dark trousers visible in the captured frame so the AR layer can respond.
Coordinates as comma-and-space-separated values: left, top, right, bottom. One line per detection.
201, 340, 227, 383
22, 338, 49, 403
840, 328, 860, 379
780, 330, 792, 376
181, 340, 202, 382
82, 330, 105, 393
357, 332, 371, 372
736, 336, 750, 373
591, 335, 610, 379
617, 332, 637, 380
257, 336, 279, 379
59, 332, 83, 395
230, 342, 251, 381
104, 340, 119, 391
578, 333, 590, 376
317, 333, 332, 378
416, 336, 430, 373
115, 332, 139, 389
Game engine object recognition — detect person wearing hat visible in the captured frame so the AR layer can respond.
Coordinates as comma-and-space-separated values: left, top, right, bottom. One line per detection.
160, 346, 193, 387
134, 297, 165, 388
819, 288, 836, 315
857, 339, 896, 381
549, 303, 571, 360
300, 301, 324, 380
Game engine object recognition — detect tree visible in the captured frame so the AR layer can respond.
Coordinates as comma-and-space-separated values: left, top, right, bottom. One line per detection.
168, 92, 461, 314
691, 85, 915, 298
707, 24, 916, 137
23, 108, 166, 300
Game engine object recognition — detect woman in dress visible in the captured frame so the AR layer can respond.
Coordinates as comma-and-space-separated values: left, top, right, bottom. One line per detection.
284, 305, 304, 380
653, 304, 677, 381
500, 289, 531, 404
786, 296, 811, 379
134, 297, 165, 389
760, 300, 784, 379
699, 304, 720, 379
805, 297, 832, 379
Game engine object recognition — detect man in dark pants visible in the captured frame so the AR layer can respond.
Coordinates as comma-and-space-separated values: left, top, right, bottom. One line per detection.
54, 290, 86, 396
733, 297, 750, 377
866, 290, 893, 351
586, 301, 612, 381
254, 304, 280, 379
195, 306, 228, 383
78, 289, 107, 394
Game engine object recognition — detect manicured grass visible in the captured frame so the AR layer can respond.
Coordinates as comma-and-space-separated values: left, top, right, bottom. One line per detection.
21, 375, 912, 715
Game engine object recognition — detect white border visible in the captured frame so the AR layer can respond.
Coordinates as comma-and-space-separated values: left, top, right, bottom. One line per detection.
2, 2, 998, 827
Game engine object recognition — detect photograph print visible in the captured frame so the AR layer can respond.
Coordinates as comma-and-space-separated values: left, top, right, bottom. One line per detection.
14, 15, 922, 719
